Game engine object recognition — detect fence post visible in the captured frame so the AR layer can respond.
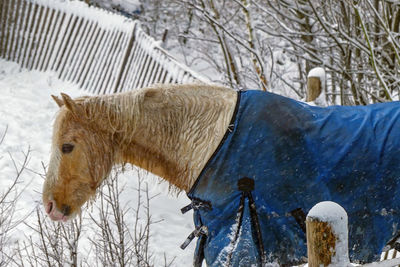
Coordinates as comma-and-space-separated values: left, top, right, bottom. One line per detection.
306, 67, 326, 102
306, 201, 349, 267
113, 22, 137, 93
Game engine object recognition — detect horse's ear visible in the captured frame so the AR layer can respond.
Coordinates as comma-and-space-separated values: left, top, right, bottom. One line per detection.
60, 93, 84, 118
51, 95, 64, 107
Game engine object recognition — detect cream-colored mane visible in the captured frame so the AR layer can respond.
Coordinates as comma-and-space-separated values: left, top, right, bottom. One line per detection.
76, 83, 237, 191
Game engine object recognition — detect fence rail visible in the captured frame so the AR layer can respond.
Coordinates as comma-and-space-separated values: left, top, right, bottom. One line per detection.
0, 0, 207, 94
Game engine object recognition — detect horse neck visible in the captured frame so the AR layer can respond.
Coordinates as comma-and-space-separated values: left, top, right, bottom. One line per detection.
89, 84, 237, 191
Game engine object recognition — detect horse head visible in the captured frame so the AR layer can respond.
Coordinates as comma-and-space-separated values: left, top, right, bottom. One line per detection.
43, 93, 115, 221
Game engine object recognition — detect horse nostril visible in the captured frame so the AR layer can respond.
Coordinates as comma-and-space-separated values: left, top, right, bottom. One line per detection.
61, 204, 71, 216
46, 200, 54, 214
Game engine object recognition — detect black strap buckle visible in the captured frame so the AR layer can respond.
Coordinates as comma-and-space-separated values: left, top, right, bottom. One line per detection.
181, 198, 212, 214
180, 225, 208, 250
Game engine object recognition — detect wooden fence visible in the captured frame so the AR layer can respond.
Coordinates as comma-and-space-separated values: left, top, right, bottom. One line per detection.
0, 0, 207, 94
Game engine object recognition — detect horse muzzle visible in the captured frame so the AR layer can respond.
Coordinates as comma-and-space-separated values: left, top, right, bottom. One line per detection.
45, 200, 72, 222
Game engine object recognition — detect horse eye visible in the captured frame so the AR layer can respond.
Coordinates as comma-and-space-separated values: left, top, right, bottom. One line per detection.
61, 143, 74, 154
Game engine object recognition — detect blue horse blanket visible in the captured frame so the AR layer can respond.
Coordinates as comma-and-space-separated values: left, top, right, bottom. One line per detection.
186, 90, 400, 266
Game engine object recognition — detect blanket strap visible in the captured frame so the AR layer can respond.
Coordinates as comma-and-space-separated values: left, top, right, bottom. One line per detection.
180, 198, 212, 214
247, 191, 267, 264
289, 208, 307, 233
180, 225, 208, 250
383, 231, 400, 252
193, 234, 206, 267
225, 177, 266, 266
225, 188, 246, 266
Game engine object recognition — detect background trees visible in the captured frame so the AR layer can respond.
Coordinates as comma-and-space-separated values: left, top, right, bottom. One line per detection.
136, 0, 400, 105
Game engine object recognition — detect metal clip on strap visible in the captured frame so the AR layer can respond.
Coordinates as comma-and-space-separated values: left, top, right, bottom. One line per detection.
180, 225, 208, 250
181, 203, 193, 214
181, 199, 212, 214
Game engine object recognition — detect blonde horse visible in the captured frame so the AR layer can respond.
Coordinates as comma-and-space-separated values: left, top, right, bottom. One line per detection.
43, 84, 236, 221
44, 83, 400, 265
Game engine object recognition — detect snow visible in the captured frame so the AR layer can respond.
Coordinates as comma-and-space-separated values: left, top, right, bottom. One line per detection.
89, 0, 141, 15
307, 201, 347, 221
33, 0, 135, 31
109, 0, 140, 13
0, 58, 194, 266
307, 201, 350, 266
362, 257, 400, 267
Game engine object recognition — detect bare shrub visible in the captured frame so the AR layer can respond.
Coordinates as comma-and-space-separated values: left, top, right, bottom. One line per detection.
88, 169, 167, 267
0, 127, 30, 266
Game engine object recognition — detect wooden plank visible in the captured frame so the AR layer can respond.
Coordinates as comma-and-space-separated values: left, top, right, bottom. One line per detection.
116, 40, 140, 92
144, 52, 160, 86
74, 21, 100, 85
6, 0, 17, 60
91, 29, 120, 94
153, 55, 168, 84
133, 33, 154, 88
33, 5, 53, 70
140, 48, 159, 87
113, 25, 136, 93
77, 24, 104, 89
82, 28, 111, 92
67, 19, 94, 83
49, 12, 74, 70
27, 4, 45, 70
20, 2, 38, 68
15, 0, 28, 64
54, 14, 79, 73
107, 31, 132, 93
130, 34, 149, 89
139, 54, 156, 88
84, 28, 114, 93
126, 43, 146, 90
97, 30, 124, 94
41, 10, 65, 71
22, 2, 40, 68
0, 0, 3, 49
146, 50, 161, 85
93, 28, 120, 93
102, 31, 129, 94
58, 15, 86, 80
132, 53, 150, 89
126, 31, 148, 89
64, 18, 91, 82
151, 61, 164, 84
0, 0, 10, 58
10, 0, 24, 61
159, 65, 168, 84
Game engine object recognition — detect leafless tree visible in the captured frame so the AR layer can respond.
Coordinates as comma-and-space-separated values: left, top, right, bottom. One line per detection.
137, 0, 400, 105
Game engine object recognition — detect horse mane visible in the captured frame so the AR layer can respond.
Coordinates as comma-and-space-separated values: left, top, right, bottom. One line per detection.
54, 83, 236, 192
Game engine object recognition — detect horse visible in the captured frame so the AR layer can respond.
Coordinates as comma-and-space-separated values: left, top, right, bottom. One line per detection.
43, 84, 400, 266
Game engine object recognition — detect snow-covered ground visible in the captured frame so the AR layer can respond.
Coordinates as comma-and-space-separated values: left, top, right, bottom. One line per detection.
0, 59, 195, 266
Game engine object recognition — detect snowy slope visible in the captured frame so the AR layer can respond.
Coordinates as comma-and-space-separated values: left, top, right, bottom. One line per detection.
0, 59, 194, 266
